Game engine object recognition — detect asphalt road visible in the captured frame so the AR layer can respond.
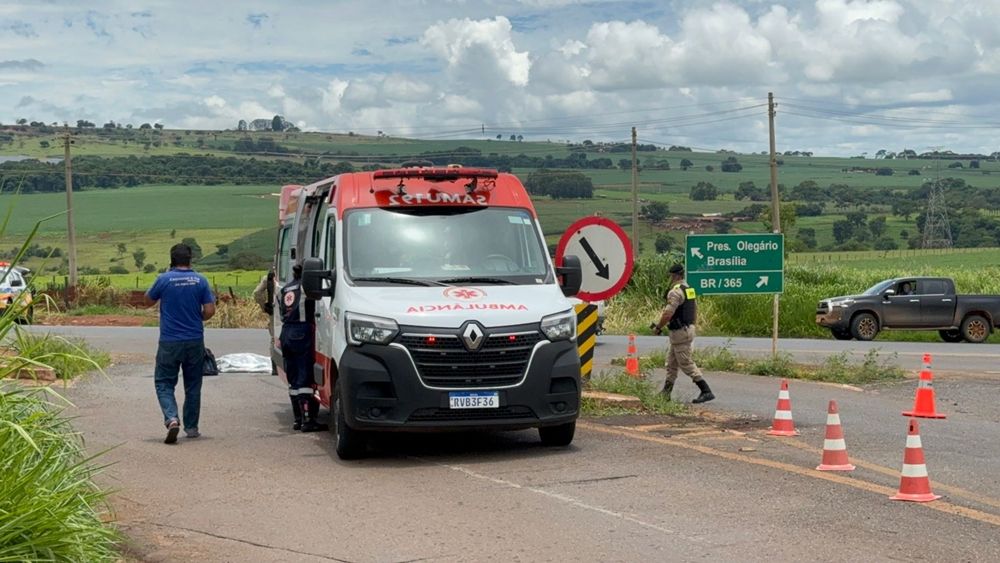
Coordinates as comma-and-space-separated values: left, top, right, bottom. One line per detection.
26, 327, 1000, 561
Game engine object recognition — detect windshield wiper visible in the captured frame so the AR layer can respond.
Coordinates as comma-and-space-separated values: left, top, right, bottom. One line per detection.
439, 276, 517, 285
352, 276, 447, 287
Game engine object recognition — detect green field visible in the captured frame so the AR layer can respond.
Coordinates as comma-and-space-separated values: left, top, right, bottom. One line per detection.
4, 125, 1000, 279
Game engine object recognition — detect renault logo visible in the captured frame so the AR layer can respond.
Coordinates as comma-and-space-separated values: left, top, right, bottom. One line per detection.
462, 322, 485, 351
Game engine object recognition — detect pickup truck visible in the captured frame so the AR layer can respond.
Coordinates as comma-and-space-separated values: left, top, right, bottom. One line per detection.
815, 277, 1000, 343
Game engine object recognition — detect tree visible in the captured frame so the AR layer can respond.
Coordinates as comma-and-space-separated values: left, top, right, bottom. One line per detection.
892, 200, 919, 221
510, 134, 516, 141
791, 180, 823, 201
143, 263, 157, 273
704, 165, 714, 172
680, 158, 693, 170
797, 227, 817, 249
116, 242, 127, 257
237, 119, 248, 131
496, 134, 502, 140
153, 123, 164, 130
947, 161, 963, 169
641, 202, 669, 223
869, 215, 888, 238
845, 211, 868, 228
874, 237, 898, 250
271, 115, 285, 132
109, 265, 129, 274
39, 140, 49, 149
714, 220, 733, 234
689, 182, 719, 201
735, 181, 766, 201
908, 169, 921, 175
970, 160, 980, 169
875, 167, 894, 176
759, 203, 797, 234
516, 135, 523, 142
132, 248, 147, 269
720, 156, 742, 173
833, 220, 855, 244
170, 229, 176, 239
654, 233, 673, 254
900, 229, 909, 239
140, 123, 152, 129
181, 237, 203, 261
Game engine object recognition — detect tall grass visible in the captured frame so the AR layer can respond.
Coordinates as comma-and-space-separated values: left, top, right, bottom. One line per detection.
0, 189, 120, 560
0, 389, 120, 562
607, 256, 1000, 339
9, 329, 111, 380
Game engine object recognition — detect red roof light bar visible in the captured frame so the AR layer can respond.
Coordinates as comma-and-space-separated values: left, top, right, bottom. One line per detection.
373, 167, 499, 180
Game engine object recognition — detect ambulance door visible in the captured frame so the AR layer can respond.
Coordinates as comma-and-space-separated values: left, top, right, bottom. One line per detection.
273, 223, 294, 366
314, 206, 338, 360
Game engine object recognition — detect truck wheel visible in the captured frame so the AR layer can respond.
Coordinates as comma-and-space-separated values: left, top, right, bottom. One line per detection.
539, 421, 576, 447
850, 313, 879, 341
831, 329, 852, 341
333, 380, 367, 460
938, 329, 964, 343
961, 315, 991, 344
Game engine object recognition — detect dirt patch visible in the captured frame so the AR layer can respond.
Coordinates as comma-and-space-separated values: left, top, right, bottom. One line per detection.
38, 315, 151, 327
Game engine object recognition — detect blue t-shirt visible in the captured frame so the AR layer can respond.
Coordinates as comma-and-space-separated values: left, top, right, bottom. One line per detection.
147, 269, 215, 342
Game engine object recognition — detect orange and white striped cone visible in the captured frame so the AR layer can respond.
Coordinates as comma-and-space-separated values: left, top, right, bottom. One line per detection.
922, 353, 932, 371
625, 334, 639, 377
767, 379, 800, 436
816, 400, 855, 471
891, 418, 941, 502
902, 369, 947, 419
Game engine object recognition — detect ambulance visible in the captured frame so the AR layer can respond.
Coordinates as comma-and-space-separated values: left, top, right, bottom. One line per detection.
0, 263, 33, 324
272, 165, 585, 459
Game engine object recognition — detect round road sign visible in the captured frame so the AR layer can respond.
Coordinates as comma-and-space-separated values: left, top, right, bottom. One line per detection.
555, 216, 634, 302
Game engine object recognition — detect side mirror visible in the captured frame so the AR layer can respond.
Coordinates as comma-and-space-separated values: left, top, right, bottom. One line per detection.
883, 289, 896, 299
556, 255, 583, 298
302, 257, 334, 299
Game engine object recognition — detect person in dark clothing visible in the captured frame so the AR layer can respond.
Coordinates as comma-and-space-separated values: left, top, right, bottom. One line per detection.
145, 244, 216, 444
279, 264, 327, 432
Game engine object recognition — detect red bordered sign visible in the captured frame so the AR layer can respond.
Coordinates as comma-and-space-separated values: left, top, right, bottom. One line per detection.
555, 216, 634, 302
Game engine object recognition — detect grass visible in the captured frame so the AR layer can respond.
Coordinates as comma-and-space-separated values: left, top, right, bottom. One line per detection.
8, 329, 111, 380
688, 345, 905, 384
0, 388, 121, 561
607, 255, 1000, 342
583, 371, 685, 416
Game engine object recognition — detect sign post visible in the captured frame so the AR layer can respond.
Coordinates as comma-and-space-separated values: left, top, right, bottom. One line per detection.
556, 217, 635, 380
684, 233, 784, 295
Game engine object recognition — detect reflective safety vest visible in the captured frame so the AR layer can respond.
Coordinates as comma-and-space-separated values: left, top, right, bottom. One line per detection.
668, 283, 697, 330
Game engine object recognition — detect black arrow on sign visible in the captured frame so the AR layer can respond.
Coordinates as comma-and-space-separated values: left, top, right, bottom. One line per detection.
579, 237, 610, 279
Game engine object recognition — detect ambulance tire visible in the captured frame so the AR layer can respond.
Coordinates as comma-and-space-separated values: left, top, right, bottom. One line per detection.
539, 421, 576, 447
333, 380, 367, 460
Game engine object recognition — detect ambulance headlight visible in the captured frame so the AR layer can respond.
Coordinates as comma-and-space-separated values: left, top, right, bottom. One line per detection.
541, 310, 576, 342
346, 313, 399, 346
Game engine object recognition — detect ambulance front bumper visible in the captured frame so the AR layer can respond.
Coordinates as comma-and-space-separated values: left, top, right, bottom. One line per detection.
337, 339, 581, 432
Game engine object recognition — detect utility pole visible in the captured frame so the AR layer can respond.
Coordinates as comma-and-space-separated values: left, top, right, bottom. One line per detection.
63, 130, 78, 293
767, 92, 780, 357
631, 126, 639, 256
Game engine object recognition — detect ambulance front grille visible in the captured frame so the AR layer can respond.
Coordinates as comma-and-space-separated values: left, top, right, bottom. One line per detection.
398, 331, 543, 388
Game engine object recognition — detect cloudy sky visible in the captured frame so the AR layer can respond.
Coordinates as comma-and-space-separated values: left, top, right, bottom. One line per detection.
2, 0, 1000, 156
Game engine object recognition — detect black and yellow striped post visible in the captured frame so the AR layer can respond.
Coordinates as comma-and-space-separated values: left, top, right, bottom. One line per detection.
575, 304, 599, 380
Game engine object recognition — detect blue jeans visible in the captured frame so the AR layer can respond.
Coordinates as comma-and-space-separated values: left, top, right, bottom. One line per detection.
154, 339, 205, 430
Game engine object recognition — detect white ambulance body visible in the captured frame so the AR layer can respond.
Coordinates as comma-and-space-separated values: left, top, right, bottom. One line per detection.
271, 166, 584, 459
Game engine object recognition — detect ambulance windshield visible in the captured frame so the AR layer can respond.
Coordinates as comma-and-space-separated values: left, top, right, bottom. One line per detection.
344, 207, 550, 285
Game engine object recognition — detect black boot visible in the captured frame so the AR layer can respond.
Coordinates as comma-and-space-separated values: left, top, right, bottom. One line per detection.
290, 396, 303, 431
661, 380, 675, 400
301, 396, 329, 432
692, 379, 715, 404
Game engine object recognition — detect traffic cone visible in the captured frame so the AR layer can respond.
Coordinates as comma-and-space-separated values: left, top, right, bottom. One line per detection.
902, 369, 947, 419
922, 353, 932, 370
767, 379, 800, 436
891, 418, 941, 502
625, 334, 639, 377
816, 400, 855, 471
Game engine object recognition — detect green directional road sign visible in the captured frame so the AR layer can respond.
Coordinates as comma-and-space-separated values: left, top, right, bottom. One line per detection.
685, 233, 784, 295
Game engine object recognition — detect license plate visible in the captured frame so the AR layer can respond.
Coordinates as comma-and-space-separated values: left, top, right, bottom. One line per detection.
449, 391, 499, 409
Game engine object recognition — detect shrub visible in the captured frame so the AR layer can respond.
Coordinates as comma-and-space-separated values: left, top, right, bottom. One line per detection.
0, 390, 120, 561
107, 265, 129, 274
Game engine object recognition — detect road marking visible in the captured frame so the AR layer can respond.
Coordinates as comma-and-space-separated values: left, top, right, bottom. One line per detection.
422, 459, 706, 544
767, 435, 1000, 511
579, 422, 1000, 528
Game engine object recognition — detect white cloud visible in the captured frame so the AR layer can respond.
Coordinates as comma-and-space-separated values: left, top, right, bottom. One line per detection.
1, 1, 1000, 155
422, 16, 531, 86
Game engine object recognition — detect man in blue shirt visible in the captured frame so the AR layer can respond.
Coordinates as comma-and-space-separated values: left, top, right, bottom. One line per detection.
145, 244, 216, 444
